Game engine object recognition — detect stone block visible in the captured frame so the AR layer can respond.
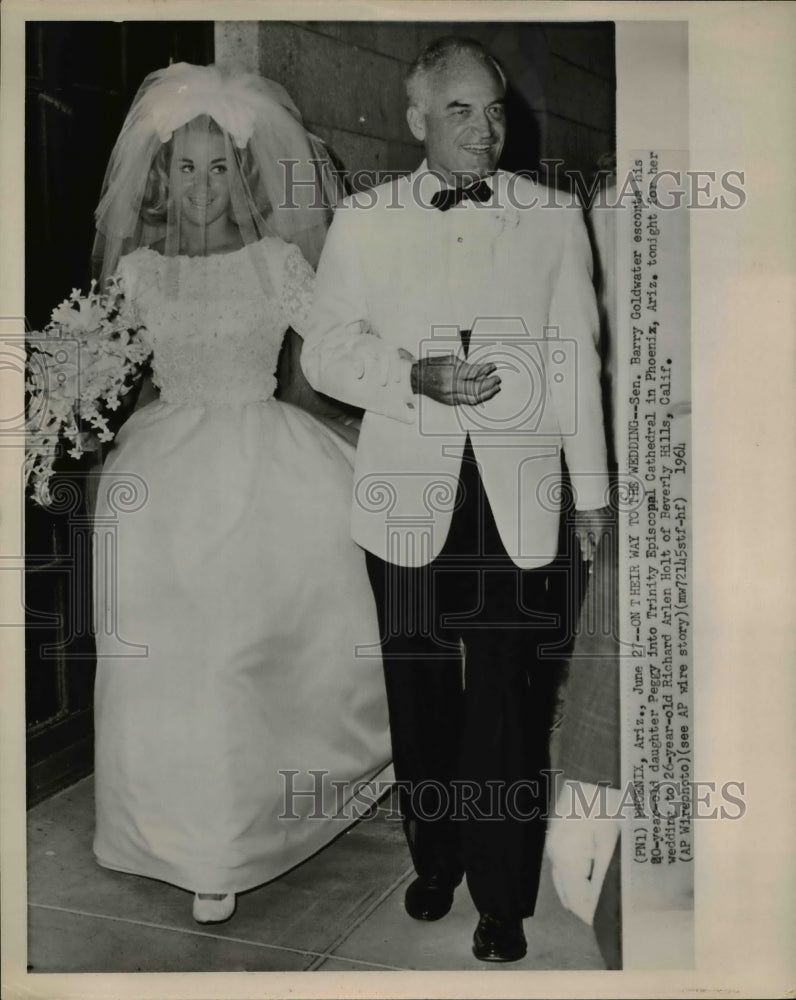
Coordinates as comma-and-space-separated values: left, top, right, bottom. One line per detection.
256, 22, 408, 144
307, 124, 418, 189
544, 53, 614, 134
332, 21, 421, 62
214, 21, 260, 73
544, 113, 612, 182
542, 23, 615, 78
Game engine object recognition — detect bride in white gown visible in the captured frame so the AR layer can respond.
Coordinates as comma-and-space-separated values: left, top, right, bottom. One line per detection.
90, 63, 390, 924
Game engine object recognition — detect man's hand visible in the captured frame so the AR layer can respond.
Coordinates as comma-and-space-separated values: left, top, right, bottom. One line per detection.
409, 353, 501, 407
573, 506, 612, 562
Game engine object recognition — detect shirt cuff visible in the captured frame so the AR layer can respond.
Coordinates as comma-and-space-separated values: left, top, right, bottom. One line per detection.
570, 472, 610, 510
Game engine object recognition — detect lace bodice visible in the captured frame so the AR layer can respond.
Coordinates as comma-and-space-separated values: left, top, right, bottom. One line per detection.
118, 237, 315, 406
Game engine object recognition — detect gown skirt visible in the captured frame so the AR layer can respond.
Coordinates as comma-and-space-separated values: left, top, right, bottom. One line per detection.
93, 395, 391, 893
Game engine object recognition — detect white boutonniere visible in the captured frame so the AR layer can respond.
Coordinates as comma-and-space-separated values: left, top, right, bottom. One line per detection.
484, 202, 521, 258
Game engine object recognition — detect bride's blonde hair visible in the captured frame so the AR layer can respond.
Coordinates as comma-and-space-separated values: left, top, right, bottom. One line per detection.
141, 115, 264, 224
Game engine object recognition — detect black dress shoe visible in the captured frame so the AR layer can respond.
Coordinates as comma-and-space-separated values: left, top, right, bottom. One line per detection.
472, 913, 527, 962
404, 874, 456, 921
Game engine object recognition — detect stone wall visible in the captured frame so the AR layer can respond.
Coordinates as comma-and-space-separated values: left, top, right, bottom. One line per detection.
215, 20, 615, 188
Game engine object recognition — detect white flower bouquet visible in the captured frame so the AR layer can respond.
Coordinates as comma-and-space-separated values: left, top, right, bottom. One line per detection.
25, 277, 152, 507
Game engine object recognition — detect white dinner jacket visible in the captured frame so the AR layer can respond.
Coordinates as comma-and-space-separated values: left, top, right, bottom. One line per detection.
302, 165, 609, 569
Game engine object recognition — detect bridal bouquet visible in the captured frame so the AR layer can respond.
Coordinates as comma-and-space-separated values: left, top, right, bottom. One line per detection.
25, 277, 152, 507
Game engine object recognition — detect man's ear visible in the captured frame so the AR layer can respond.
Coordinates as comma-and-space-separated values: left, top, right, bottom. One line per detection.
406, 105, 426, 143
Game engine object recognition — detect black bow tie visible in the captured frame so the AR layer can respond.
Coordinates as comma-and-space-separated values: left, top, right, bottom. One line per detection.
430, 179, 493, 212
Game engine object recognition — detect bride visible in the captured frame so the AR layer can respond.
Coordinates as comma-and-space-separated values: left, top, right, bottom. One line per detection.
90, 63, 390, 924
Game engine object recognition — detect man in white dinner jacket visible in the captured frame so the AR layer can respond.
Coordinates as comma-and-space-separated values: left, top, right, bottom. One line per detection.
302, 36, 610, 963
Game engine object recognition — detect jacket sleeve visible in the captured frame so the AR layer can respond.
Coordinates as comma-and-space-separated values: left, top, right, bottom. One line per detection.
301, 204, 417, 424
548, 206, 610, 510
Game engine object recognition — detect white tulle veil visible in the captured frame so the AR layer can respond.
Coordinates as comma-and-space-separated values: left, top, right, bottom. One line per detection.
91, 62, 344, 288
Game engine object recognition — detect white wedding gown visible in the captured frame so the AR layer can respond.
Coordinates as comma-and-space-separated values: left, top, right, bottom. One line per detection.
92, 237, 390, 894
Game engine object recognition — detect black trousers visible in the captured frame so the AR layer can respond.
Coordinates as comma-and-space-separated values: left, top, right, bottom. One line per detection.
366, 437, 579, 920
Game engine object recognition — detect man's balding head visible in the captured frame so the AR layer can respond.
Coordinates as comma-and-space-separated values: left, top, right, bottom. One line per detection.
405, 37, 507, 185
405, 37, 506, 113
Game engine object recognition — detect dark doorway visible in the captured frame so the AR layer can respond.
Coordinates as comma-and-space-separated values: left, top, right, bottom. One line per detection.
25, 21, 214, 806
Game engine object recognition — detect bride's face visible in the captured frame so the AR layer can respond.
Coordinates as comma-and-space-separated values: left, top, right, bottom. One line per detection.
172, 128, 232, 230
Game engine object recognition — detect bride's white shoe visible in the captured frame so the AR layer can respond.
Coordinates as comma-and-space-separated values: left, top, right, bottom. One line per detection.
192, 892, 236, 924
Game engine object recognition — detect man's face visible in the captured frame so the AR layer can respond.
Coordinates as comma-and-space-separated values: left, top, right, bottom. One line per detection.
408, 56, 506, 185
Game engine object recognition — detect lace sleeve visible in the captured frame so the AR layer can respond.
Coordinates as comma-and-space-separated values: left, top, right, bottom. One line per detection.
116, 254, 135, 298
280, 243, 315, 338
115, 252, 158, 388
115, 252, 145, 325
